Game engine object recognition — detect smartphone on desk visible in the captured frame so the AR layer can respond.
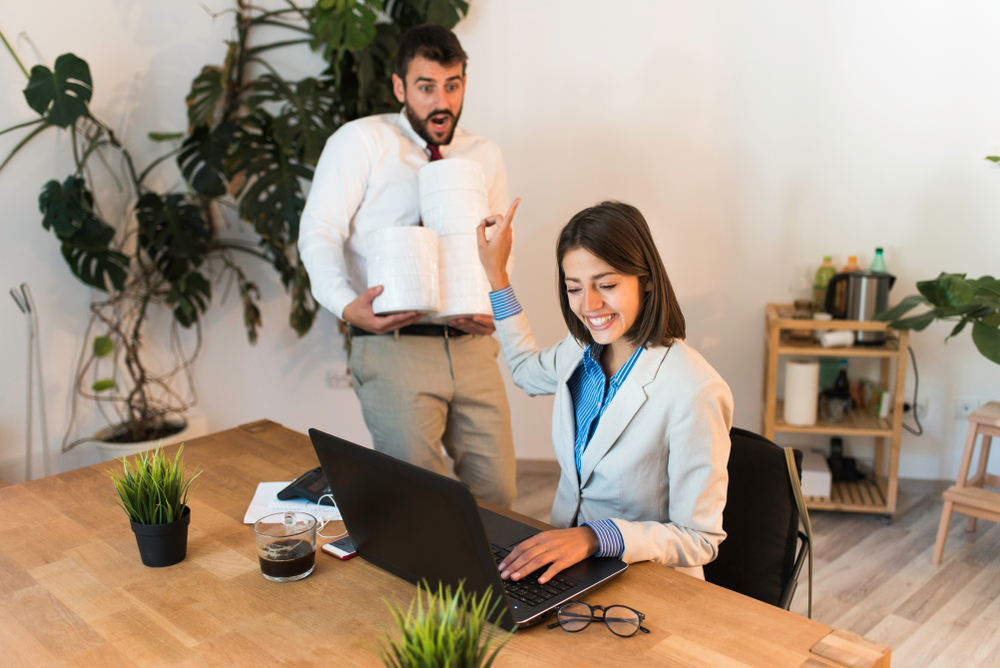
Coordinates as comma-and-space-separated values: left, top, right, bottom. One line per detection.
322, 535, 356, 560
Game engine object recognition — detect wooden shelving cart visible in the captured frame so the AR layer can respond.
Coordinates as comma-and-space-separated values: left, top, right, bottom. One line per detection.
762, 303, 910, 517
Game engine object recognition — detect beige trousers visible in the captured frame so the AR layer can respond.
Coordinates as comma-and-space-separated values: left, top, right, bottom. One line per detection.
349, 333, 516, 508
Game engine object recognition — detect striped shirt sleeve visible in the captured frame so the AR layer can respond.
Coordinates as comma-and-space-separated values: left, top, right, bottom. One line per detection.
489, 285, 522, 320
583, 519, 625, 558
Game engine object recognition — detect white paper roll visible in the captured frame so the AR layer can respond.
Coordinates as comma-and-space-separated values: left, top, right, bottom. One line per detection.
434, 234, 492, 321
419, 159, 490, 236
367, 226, 440, 315
784, 359, 820, 426
819, 330, 855, 348
419, 158, 486, 195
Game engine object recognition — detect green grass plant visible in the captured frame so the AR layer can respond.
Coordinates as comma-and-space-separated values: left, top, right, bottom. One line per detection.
377, 581, 513, 668
107, 446, 201, 525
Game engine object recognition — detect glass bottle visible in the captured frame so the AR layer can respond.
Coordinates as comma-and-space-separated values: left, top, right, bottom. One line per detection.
871, 248, 887, 273
813, 256, 838, 313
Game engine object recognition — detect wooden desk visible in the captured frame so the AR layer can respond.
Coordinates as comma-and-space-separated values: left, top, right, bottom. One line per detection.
0, 420, 890, 667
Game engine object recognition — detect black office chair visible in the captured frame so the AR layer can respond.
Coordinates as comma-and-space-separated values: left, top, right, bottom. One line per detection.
703, 428, 811, 613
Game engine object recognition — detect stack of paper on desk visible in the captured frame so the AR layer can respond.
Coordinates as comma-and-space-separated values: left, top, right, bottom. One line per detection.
243, 482, 342, 524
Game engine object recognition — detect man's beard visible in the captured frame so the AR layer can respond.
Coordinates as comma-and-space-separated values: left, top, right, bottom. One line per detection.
404, 102, 463, 147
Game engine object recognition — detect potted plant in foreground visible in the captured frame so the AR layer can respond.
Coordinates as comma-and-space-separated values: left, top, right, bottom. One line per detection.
108, 446, 201, 567
377, 582, 512, 668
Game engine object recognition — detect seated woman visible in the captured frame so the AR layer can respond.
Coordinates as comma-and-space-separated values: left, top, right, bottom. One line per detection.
472, 199, 734, 583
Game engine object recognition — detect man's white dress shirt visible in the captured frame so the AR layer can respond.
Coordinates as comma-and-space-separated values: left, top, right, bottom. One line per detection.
299, 110, 510, 320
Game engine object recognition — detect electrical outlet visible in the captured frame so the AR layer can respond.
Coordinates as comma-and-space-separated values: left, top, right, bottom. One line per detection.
956, 396, 981, 420
915, 399, 929, 419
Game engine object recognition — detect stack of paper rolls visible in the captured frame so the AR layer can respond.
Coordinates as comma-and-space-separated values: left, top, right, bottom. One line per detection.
434, 235, 493, 322
418, 159, 490, 237
418, 158, 494, 319
367, 226, 440, 315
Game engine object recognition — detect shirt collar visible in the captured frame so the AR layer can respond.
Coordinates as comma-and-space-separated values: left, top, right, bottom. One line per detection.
583, 342, 644, 389
396, 108, 463, 158
396, 108, 428, 149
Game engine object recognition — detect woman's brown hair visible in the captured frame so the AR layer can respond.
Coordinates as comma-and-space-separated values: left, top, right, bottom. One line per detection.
556, 201, 685, 348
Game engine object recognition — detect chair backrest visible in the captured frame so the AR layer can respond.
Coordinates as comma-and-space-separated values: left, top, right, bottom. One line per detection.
703, 428, 802, 607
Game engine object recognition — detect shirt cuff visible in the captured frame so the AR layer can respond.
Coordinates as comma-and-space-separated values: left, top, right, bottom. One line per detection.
489, 285, 522, 320
583, 520, 625, 558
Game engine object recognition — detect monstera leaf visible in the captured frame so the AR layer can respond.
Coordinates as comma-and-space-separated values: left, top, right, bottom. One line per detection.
23, 53, 93, 128
228, 112, 313, 244
344, 23, 401, 118
389, 0, 467, 28
247, 75, 339, 165
186, 66, 226, 130
135, 193, 211, 281
423, 0, 470, 27
877, 273, 1000, 365
177, 122, 237, 198
289, 251, 319, 336
60, 244, 129, 292
166, 270, 212, 328
311, 0, 383, 61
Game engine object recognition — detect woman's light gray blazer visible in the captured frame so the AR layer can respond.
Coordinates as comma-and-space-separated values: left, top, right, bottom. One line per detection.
495, 311, 734, 577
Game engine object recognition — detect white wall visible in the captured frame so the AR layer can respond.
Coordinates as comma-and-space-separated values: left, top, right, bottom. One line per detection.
1, 0, 998, 485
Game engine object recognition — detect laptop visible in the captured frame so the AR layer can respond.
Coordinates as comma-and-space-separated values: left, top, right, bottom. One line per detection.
308, 428, 628, 630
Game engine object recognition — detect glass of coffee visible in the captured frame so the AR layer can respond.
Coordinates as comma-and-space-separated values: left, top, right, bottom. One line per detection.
253, 511, 317, 582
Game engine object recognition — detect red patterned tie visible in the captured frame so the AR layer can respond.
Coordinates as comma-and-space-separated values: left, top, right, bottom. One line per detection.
419, 145, 443, 226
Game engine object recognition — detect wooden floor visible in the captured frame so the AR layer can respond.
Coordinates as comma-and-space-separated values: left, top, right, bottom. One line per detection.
511, 468, 1000, 668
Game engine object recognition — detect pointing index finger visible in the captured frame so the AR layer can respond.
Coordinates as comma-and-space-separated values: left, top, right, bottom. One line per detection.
497, 197, 520, 233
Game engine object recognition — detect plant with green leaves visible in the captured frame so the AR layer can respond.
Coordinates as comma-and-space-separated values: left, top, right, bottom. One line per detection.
875, 273, 1000, 364
107, 446, 201, 525
377, 581, 512, 668
0, 0, 470, 446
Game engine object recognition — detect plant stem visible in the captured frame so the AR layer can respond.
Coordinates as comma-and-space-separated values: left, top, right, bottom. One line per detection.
136, 146, 183, 187
0, 117, 44, 138
0, 27, 29, 78
213, 240, 271, 261
245, 37, 313, 56
0, 121, 50, 173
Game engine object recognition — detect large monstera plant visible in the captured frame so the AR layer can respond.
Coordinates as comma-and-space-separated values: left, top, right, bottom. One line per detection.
0, 0, 469, 446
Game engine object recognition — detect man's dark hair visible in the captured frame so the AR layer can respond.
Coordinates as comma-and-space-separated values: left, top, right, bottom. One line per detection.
556, 201, 686, 348
395, 24, 468, 81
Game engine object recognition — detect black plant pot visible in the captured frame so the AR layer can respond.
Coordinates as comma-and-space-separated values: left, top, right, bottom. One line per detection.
130, 506, 191, 567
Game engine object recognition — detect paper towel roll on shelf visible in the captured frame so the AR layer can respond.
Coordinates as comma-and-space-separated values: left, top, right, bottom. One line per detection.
434, 234, 493, 321
419, 159, 490, 236
367, 226, 440, 315
818, 330, 855, 348
784, 359, 820, 426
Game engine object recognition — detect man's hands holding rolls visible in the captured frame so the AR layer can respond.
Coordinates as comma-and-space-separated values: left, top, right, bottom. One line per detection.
342, 286, 424, 335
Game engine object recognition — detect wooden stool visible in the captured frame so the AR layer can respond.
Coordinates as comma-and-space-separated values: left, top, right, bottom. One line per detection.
932, 401, 1000, 565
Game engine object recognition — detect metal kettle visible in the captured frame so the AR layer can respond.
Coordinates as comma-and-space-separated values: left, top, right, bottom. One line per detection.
824, 271, 896, 345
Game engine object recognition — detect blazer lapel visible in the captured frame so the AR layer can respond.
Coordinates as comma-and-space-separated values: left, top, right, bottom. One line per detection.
554, 377, 577, 475
553, 350, 585, 478
577, 346, 669, 488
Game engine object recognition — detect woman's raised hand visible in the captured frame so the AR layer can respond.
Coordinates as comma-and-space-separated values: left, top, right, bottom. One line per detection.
476, 198, 520, 292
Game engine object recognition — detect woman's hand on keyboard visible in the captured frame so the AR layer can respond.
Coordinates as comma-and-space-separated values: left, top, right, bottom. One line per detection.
498, 527, 599, 585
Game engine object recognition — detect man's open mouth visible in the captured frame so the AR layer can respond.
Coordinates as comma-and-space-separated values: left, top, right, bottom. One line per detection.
429, 113, 452, 131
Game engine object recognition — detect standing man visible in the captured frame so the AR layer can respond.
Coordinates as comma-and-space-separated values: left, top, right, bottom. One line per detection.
299, 24, 516, 507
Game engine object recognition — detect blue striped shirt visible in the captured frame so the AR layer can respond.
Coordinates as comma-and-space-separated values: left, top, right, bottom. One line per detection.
488, 285, 522, 320
488, 286, 635, 558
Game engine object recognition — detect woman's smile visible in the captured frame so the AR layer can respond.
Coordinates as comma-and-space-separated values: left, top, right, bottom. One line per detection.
585, 313, 617, 330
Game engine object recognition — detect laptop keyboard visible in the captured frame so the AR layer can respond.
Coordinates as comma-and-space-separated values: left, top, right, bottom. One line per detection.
491, 544, 578, 607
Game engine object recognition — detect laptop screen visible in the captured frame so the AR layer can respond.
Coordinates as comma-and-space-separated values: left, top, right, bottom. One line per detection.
310, 429, 498, 599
